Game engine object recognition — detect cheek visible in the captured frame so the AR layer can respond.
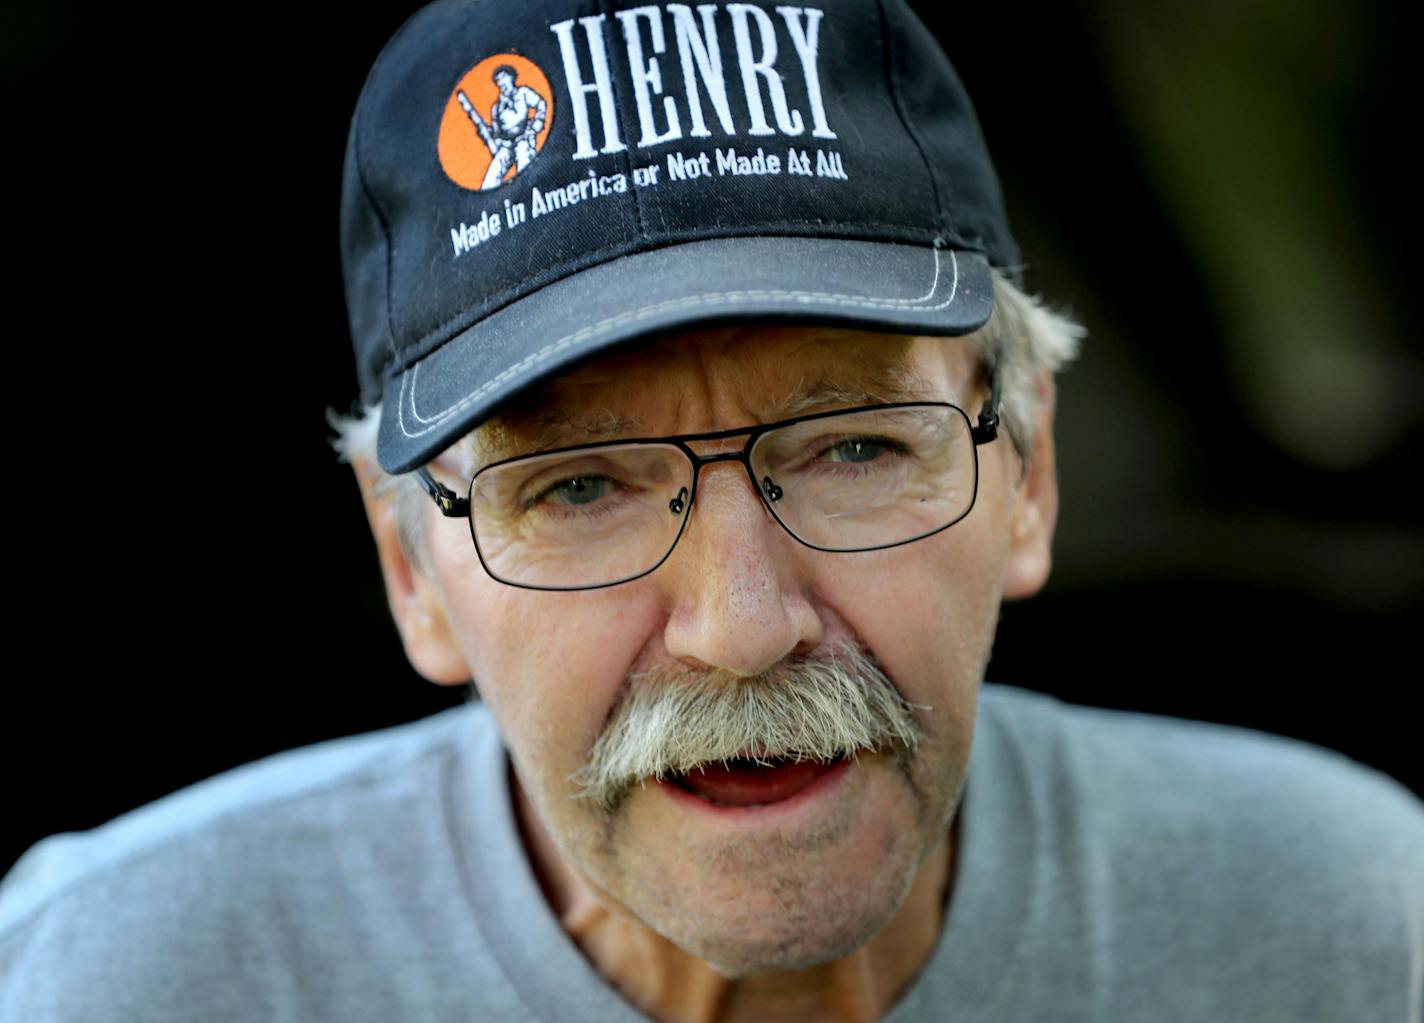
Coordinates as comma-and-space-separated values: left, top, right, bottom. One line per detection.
810, 506, 1010, 713
431, 533, 662, 781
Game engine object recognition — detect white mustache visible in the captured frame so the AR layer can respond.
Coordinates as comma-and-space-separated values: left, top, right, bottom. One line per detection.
569, 644, 926, 813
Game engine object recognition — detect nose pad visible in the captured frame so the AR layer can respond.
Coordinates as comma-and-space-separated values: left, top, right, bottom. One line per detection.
660, 463, 821, 676
679, 460, 779, 549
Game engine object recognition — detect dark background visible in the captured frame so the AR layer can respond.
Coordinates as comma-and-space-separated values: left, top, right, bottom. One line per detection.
4, 1, 1419, 875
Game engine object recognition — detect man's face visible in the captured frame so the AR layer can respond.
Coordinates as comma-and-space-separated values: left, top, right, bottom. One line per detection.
494, 71, 514, 95
409, 325, 1046, 974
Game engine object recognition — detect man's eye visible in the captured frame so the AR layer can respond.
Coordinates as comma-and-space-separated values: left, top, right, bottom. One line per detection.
536, 475, 616, 506
821, 437, 896, 463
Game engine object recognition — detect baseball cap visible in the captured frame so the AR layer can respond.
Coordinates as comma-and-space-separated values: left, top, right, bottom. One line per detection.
341, 0, 1021, 474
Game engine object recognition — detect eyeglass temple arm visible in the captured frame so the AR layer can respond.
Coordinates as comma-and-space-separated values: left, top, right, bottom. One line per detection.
416, 467, 471, 517
969, 353, 1002, 446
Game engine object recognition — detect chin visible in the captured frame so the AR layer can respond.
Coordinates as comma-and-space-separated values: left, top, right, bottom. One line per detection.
621, 797, 928, 977
560, 742, 953, 968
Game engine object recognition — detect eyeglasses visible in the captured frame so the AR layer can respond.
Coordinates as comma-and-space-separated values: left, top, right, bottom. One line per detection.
416, 381, 1002, 592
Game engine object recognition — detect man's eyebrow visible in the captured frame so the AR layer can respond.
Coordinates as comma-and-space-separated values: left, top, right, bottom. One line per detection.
767, 366, 944, 421
451, 360, 948, 470
459, 408, 646, 469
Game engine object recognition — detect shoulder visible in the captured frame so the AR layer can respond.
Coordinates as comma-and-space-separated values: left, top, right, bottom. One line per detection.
0, 704, 490, 1022
980, 682, 1424, 854
979, 684, 1424, 1015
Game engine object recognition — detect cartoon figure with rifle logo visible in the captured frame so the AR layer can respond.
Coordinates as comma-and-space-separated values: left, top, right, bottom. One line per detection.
438, 54, 555, 193
456, 65, 548, 190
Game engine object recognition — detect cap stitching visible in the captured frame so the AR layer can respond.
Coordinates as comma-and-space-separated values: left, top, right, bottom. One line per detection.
878, 0, 948, 238
391, 220, 948, 375
397, 247, 960, 439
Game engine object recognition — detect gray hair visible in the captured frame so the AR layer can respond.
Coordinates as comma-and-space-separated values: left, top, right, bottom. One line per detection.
328, 269, 1084, 571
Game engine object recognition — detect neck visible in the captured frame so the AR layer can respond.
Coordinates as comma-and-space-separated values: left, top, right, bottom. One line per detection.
512, 774, 958, 1023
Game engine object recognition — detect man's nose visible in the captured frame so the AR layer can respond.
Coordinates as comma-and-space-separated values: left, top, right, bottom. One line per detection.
658, 461, 823, 676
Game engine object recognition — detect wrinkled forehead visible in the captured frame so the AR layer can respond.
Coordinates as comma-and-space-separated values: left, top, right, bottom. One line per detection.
441, 325, 983, 470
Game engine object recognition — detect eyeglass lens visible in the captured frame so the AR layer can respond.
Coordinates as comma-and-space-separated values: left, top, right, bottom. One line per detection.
469, 405, 975, 589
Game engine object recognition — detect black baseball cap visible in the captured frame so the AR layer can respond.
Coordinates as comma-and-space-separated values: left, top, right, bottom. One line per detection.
341, 0, 1020, 474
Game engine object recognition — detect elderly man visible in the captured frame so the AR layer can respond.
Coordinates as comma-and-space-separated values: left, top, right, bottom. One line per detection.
3, 1, 1421, 1020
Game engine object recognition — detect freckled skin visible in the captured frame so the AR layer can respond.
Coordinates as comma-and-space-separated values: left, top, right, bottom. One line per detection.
373, 325, 1057, 1023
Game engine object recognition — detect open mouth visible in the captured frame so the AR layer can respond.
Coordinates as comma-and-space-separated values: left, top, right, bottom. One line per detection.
669, 753, 852, 807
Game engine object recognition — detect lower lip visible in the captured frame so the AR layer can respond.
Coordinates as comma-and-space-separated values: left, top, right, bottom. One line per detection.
657, 756, 853, 818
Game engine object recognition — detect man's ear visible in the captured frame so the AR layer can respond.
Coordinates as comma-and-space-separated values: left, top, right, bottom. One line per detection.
353, 459, 471, 685
1002, 376, 1060, 600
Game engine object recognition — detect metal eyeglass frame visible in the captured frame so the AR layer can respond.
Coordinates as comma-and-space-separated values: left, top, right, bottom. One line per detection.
415, 363, 1003, 591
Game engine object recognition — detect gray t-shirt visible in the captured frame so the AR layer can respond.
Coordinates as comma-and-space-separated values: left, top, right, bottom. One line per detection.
3, 684, 1421, 1022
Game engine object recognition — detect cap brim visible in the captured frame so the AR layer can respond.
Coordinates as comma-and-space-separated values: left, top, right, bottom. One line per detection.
377, 236, 993, 473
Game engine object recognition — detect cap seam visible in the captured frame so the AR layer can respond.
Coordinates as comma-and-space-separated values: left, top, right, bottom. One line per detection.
877, 0, 950, 239
350, 6, 435, 387
601, 0, 652, 243
353, 113, 400, 385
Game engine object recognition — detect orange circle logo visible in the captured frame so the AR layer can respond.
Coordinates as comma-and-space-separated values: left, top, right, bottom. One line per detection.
438, 54, 555, 192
